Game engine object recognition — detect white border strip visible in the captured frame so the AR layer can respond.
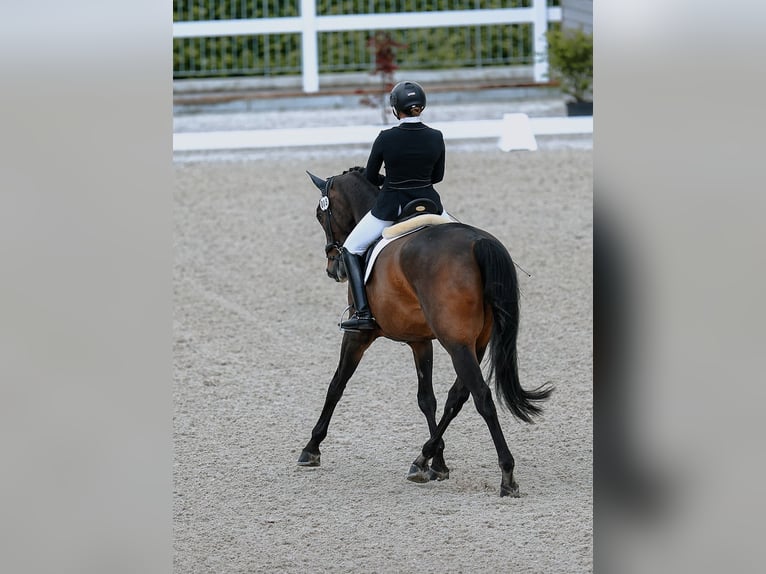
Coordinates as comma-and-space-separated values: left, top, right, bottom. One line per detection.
173, 116, 592, 152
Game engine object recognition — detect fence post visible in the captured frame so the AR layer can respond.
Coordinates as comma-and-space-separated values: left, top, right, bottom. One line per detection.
301, 0, 319, 93
532, 0, 549, 83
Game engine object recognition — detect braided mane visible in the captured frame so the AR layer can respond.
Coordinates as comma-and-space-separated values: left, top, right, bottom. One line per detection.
342, 166, 366, 176
342, 165, 384, 189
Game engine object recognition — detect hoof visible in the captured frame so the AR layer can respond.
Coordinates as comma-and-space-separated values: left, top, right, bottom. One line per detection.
297, 450, 321, 467
406, 463, 430, 484
428, 468, 450, 481
500, 481, 520, 498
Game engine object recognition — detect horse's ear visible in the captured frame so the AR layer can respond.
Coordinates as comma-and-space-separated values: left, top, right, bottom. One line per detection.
306, 171, 326, 191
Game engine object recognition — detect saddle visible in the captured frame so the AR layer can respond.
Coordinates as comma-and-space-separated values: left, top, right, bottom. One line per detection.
362, 199, 454, 283
382, 198, 452, 239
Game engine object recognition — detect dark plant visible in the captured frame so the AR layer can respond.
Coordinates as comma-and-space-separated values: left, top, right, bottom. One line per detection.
358, 32, 408, 124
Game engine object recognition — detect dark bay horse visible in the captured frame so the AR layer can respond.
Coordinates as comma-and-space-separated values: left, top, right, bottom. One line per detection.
297, 167, 552, 497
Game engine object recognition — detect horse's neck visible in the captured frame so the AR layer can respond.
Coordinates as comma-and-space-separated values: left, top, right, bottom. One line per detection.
348, 184, 378, 224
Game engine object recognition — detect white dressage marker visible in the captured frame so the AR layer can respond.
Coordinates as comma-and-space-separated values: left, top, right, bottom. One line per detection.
498, 113, 538, 152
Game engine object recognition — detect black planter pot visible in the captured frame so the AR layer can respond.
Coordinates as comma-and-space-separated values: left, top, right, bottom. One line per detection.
566, 101, 593, 116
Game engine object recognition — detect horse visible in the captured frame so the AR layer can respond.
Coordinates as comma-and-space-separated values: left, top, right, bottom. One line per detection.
297, 167, 553, 497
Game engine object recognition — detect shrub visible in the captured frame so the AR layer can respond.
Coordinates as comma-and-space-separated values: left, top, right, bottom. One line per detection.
545, 27, 593, 103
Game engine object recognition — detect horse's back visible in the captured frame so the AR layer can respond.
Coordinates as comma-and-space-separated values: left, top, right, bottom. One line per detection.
367, 223, 497, 342
406, 221, 494, 251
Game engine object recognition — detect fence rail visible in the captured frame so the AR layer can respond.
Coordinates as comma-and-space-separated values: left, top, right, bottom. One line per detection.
173, 1, 561, 91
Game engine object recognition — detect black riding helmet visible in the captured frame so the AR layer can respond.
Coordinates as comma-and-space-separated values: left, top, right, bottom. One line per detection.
389, 81, 427, 119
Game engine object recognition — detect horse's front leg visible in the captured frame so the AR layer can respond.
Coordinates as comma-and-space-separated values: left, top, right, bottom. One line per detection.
405, 340, 448, 483
297, 331, 376, 467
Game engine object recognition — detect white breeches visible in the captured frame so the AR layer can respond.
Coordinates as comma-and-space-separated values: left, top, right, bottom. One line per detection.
343, 211, 393, 255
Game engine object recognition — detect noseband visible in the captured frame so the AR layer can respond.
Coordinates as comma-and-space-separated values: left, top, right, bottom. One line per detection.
319, 176, 342, 263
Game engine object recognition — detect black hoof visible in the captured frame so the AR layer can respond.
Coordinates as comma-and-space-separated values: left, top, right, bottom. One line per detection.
500, 481, 520, 498
297, 450, 321, 467
406, 463, 430, 484
428, 468, 450, 481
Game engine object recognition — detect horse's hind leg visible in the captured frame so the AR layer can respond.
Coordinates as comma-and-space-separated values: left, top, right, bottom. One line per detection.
406, 341, 449, 482
453, 345, 518, 497
409, 344, 486, 483
297, 331, 376, 467
409, 377, 471, 482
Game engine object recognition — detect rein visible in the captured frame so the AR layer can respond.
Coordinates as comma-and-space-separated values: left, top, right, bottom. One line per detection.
319, 176, 342, 263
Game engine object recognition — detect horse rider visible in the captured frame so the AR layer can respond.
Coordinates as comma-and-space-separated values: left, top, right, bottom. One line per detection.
339, 80, 447, 332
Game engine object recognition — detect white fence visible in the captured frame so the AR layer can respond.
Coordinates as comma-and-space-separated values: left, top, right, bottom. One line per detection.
173, 0, 562, 93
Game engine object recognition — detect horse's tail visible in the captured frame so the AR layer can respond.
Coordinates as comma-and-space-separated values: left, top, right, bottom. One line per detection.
474, 237, 553, 423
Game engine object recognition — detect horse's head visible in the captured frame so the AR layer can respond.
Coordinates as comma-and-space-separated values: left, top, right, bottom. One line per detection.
307, 167, 378, 282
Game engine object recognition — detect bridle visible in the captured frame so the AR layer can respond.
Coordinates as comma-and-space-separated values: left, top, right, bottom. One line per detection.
318, 176, 342, 264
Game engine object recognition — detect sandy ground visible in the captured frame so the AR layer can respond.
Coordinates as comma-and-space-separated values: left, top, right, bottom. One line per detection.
173, 141, 592, 572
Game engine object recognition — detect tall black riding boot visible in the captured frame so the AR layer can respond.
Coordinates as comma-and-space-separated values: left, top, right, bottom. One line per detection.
339, 248, 378, 331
